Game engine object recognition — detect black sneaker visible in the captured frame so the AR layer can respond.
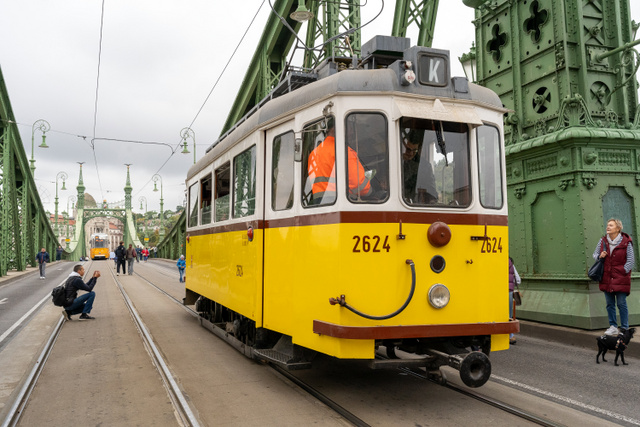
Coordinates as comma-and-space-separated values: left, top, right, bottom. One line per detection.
62, 310, 71, 321
79, 313, 95, 320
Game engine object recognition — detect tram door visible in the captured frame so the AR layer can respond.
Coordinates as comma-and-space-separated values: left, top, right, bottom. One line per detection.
263, 121, 299, 334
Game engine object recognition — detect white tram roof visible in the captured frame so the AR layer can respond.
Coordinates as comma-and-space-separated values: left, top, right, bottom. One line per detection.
187, 45, 503, 181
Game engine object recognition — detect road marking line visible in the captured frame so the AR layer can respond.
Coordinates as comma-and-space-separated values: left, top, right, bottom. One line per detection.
0, 293, 50, 347
0, 298, 7, 305
492, 374, 640, 425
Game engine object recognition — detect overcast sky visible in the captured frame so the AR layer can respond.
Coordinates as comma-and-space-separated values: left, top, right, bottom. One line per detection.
1, 1, 639, 216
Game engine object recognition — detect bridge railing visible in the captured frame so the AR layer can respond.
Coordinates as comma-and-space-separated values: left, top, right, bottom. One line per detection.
157, 210, 186, 261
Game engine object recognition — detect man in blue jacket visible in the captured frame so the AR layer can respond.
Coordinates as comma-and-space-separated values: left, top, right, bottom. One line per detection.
62, 264, 101, 320
35, 247, 50, 279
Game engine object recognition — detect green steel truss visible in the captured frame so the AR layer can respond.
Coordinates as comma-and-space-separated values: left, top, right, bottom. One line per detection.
157, 210, 186, 261
0, 66, 59, 277
391, 0, 440, 47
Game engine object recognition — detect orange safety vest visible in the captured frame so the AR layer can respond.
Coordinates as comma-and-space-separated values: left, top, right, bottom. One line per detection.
308, 136, 337, 199
308, 136, 371, 199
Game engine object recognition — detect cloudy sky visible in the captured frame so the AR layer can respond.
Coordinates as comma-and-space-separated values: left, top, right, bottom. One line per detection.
1, 1, 639, 216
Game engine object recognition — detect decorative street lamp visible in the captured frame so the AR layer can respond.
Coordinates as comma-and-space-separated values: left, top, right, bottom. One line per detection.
458, 42, 477, 84
54, 171, 68, 237
139, 196, 147, 212
30, 119, 50, 176
152, 174, 164, 238
66, 195, 76, 249
180, 127, 196, 164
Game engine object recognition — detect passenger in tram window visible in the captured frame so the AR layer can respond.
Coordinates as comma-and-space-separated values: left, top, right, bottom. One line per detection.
593, 218, 635, 336
402, 130, 437, 205
126, 244, 136, 275
35, 247, 50, 280
177, 255, 186, 283
62, 264, 101, 321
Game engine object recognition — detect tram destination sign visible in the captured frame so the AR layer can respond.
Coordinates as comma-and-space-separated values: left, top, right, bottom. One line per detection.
417, 53, 448, 87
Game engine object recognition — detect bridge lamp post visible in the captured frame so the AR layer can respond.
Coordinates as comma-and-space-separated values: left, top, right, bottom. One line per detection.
30, 119, 51, 176
180, 127, 196, 164
458, 42, 477, 84
54, 172, 68, 237
139, 196, 147, 234
152, 174, 164, 238
66, 195, 76, 249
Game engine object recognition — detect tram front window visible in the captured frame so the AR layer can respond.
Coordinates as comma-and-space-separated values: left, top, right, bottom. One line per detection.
400, 118, 470, 207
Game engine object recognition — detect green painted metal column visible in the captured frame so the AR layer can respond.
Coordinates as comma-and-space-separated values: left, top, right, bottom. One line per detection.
467, 0, 640, 329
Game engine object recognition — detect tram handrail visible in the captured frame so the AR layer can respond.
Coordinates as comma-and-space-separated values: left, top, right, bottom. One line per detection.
329, 259, 416, 320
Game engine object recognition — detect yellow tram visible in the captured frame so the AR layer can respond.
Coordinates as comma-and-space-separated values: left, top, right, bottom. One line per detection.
184, 36, 518, 387
89, 233, 110, 260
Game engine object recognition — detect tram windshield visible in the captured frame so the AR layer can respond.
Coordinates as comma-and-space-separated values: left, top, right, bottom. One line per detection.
92, 235, 108, 248
400, 118, 470, 207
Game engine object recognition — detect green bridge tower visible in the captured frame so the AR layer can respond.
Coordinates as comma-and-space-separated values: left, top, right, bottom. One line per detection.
465, 0, 640, 328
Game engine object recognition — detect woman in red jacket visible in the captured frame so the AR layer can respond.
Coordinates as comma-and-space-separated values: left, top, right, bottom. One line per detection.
593, 218, 635, 336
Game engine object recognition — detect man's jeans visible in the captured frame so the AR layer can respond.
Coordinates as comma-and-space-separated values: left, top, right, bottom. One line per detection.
39, 263, 46, 277
65, 292, 95, 315
127, 258, 134, 275
604, 291, 629, 329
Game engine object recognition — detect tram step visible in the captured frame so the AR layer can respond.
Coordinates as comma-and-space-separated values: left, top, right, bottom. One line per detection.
253, 348, 311, 370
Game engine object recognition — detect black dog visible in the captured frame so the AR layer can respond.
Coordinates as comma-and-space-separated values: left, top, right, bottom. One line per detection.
596, 328, 635, 366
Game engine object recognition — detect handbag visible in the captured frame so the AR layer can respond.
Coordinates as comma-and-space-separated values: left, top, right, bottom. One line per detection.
588, 258, 604, 282
513, 287, 522, 306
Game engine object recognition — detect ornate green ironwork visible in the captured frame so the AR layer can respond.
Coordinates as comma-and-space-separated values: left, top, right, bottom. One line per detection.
0, 66, 59, 276
467, 0, 640, 329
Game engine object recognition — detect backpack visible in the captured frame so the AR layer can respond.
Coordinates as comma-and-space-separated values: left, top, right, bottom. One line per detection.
51, 279, 73, 307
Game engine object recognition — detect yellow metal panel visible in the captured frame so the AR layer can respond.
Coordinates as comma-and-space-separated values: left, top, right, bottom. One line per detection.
186, 229, 263, 325
263, 221, 509, 358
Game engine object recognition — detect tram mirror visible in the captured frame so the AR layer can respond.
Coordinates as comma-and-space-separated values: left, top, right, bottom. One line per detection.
294, 137, 302, 162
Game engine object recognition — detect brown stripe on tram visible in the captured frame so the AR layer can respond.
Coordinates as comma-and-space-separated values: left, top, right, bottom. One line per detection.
313, 320, 520, 340
187, 212, 507, 236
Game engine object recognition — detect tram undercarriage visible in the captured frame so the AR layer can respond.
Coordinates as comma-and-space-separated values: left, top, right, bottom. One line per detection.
190, 294, 492, 387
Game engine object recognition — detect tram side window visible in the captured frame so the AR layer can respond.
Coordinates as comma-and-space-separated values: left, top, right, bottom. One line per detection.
188, 182, 199, 227
400, 118, 470, 207
303, 116, 336, 207
201, 174, 213, 224
215, 163, 231, 221
272, 131, 294, 211
233, 146, 256, 218
345, 113, 389, 203
477, 125, 503, 209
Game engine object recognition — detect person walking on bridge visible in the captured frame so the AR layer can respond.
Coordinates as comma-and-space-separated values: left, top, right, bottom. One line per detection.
62, 264, 100, 321
126, 244, 136, 275
35, 247, 50, 280
115, 241, 126, 275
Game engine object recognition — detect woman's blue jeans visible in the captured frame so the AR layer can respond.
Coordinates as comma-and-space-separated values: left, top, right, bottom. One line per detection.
179, 269, 185, 283
604, 291, 628, 329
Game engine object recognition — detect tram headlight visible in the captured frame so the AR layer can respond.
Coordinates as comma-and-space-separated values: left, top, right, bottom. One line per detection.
428, 284, 450, 309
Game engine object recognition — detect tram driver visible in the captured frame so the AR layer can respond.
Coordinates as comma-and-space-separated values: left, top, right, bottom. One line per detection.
308, 125, 372, 204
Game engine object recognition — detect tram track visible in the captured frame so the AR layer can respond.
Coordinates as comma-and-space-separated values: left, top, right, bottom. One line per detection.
134, 266, 371, 427
398, 365, 563, 427
107, 266, 201, 427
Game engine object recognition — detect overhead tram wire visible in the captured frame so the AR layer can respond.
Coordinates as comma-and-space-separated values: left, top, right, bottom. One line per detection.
129, 0, 268, 201
91, 0, 107, 201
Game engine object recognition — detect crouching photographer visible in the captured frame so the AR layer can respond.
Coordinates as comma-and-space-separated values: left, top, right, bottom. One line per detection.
62, 265, 101, 321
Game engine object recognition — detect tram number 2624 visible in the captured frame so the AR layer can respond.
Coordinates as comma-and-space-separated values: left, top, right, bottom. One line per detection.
352, 235, 391, 253
481, 237, 503, 254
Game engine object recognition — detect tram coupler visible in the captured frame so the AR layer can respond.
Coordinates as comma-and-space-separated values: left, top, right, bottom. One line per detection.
426, 348, 491, 388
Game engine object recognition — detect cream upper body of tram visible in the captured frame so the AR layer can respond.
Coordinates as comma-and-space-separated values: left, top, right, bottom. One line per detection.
184, 37, 515, 385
